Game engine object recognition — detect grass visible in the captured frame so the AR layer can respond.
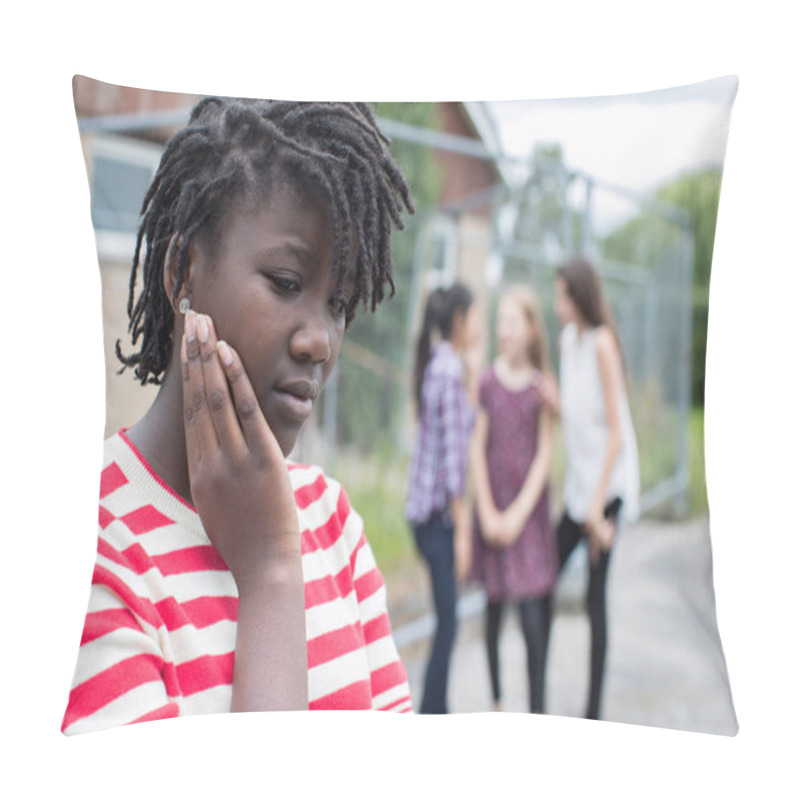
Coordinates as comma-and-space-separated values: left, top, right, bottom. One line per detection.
329, 452, 416, 579
688, 405, 709, 517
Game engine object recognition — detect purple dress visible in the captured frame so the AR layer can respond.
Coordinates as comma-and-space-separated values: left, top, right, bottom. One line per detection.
470, 367, 558, 601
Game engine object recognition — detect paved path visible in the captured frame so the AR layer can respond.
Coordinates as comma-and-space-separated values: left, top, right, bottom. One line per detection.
392, 515, 738, 735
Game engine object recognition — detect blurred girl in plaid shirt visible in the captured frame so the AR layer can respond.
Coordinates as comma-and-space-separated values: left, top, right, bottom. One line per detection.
405, 283, 481, 714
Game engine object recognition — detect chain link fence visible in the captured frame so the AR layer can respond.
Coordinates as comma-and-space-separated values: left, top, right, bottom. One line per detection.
302, 141, 694, 521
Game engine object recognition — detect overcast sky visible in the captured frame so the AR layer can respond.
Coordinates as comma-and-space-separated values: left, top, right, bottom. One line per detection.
485, 75, 738, 233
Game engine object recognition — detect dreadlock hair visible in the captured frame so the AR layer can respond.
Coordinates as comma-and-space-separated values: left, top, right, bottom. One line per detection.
413, 282, 474, 418
116, 97, 415, 385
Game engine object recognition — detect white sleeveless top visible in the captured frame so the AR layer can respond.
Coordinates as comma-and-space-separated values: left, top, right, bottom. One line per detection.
560, 323, 640, 523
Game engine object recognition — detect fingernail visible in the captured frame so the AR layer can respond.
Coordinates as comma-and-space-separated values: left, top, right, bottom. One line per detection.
185, 311, 197, 342
217, 340, 233, 366
197, 314, 209, 344
181, 334, 187, 362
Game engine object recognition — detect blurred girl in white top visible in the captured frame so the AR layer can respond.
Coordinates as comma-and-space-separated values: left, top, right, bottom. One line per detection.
546, 257, 639, 721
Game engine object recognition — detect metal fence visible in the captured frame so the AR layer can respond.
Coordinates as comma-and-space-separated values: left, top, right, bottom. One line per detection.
311, 137, 695, 519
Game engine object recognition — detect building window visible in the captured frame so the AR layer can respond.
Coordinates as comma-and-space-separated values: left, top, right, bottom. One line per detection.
89, 135, 163, 233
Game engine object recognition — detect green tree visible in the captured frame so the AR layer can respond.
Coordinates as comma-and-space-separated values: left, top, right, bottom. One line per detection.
602, 167, 723, 405
658, 169, 723, 406
657, 169, 722, 291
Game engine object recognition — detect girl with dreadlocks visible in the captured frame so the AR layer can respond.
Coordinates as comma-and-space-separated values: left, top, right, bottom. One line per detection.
405, 282, 481, 714
62, 95, 415, 734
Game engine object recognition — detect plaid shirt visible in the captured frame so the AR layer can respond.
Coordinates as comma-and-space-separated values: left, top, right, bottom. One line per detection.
405, 341, 474, 525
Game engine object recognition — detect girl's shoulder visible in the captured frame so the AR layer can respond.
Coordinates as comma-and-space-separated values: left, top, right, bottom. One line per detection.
288, 461, 337, 503
476, 364, 495, 407
562, 323, 613, 357
288, 463, 357, 526
288, 463, 368, 561
593, 325, 620, 361
480, 363, 498, 387
560, 322, 578, 348
430, 340, 457, 367
428, 341, 463, 382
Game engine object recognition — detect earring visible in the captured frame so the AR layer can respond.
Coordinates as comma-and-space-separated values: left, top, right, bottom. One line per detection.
179, 297, 191, 315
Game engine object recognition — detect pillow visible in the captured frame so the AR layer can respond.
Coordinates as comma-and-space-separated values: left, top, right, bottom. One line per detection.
64, 75, 737, 737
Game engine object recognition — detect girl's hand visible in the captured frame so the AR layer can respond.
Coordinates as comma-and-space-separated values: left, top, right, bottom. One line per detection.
536, 371, 561, 416
584, 503, 615, 567
479, 507, 506, 547
480, 508, 521, 549
182, 311, 301, 589
454, 521, 472, 582
182, 311, 307, 712
498, 508, 525, 548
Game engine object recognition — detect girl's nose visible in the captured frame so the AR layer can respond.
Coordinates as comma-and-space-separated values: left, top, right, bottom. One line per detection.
289, 313, 332, 364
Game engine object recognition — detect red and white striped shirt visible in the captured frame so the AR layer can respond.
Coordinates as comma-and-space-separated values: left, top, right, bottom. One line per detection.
62, 431, 412, 734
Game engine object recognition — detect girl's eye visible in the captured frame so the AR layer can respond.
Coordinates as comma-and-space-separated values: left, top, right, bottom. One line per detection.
268, 274, 301, 294
329, 293, 349, 317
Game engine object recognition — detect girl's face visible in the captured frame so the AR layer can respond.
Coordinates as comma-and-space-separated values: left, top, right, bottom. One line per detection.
554, 277, 580, 327
451, 303, 481, 352
495, 296, 534, 366
183, 184, 351, 456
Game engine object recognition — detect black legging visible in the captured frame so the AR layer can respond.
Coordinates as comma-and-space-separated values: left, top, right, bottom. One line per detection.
485, 593, 552, 713
556, 497, 622, 720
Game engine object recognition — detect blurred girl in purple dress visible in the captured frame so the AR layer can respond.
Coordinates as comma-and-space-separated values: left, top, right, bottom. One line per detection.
470, 285, 558, 713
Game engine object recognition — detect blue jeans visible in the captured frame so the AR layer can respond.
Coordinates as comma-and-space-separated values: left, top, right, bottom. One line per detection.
413, 516, 457, 714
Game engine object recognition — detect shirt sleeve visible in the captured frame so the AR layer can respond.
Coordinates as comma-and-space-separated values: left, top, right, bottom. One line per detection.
342, 492, 414, 713
440, 372, 469, 500
61, 555, 179, 735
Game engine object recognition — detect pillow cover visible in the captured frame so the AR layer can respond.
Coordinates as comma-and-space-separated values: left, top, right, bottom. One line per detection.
64, 74, 738, 736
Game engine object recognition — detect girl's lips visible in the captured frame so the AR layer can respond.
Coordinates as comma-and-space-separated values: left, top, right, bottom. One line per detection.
272, 378, 319, 422
273, 389, 314, 421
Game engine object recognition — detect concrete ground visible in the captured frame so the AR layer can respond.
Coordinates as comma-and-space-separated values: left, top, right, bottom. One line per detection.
391, 515, 738, 735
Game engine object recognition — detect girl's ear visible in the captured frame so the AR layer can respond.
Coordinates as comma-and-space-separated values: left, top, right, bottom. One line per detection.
162, 234, 196, 315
